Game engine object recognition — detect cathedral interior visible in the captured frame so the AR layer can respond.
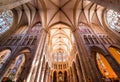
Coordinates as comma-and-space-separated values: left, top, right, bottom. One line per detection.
0, 0, 120, 82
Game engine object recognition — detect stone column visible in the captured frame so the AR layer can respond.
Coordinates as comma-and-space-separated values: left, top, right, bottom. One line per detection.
70, 67, 73, 82
73, 28, 101, 82
72, 62, 79, 82
75, 55, 84, 82
43, 63, 49, 82
39, 57, 46, 82
26, 30, 47, 82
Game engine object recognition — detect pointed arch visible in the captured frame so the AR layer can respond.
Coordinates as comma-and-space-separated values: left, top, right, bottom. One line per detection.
64, 71, 68, 82
96, 52, 117, 79
78, 22, 92, 34
48, 22, 73, 31
53, 71, 57, 82
108, 46, 120, 64
58, 71, 63, 82
91, 46, 118, 80
2, 54, 25, 82
0, 49, 11, 69
2, 48, 31, 82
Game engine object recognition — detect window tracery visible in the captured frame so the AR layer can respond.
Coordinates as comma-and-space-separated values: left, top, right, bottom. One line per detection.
9, 54, 24, 80
53, 51, 67, 62
4, 54, 25, 81
79, 23, 91, 34
96, 52, 117, 79
0, 10, 13, 34
0, 49, 11, 69
106, 9, 120, 33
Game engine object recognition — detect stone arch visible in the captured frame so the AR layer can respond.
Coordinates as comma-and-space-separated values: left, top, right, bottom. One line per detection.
79, 22, 91, 28
53, 71, 57, 82
1, 48, 31, 82
30, 22, 42, 33
108, 46, 120, 64
0, 47, 12, 53
2, 54, 26, 82
96, 53, 118, 80
58, 71, 63, 82
91, 46, 118, 81
91, 46, 106, 57
48, 22, 73, 32
78, 22, 92, 34
64, 70, 68, 82
17, 47, 31, 54
0, 48, 12, 69
15, 48, 31, 63
31, 22, 42, 28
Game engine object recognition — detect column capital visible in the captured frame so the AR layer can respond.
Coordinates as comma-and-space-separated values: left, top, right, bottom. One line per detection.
43, 28, 48, 33
72, 28, 79, 33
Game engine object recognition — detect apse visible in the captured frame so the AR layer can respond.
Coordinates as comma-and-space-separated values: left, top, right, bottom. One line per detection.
47, 24, 75, 64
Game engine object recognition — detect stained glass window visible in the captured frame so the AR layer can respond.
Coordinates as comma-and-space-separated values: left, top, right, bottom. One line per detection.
109, 47, 120, 64
96, 53, 117, 78
53, 52, 67, 62
106, 9, 120, 33
8, 54, 25, 81
79, 23, 91, 34
96, 53, 109, 76
0, 49, 11, 69
0, 10, 13, 34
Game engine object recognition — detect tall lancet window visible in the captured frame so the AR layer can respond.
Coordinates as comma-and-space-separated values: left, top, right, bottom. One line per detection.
79, 23, 91, 34
0, 10, 13, 34
96, 53, 117, 79
53, 51, 67, 62
5, 54, 25, 81
31, 23, 41, 33
106, 9, 120, 33
0, 49, 11, 69
109, 47, 120, 64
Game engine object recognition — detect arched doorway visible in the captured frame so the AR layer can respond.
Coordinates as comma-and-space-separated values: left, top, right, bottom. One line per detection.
53, 71, 57, 82
58, 71, 63, 82
109, 47, 120, 64
64, 71, 67, 82
0, 49, 11, 69
96, 52, 118, 81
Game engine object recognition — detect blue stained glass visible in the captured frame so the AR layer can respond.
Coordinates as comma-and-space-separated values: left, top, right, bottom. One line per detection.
0, 10, 13, 34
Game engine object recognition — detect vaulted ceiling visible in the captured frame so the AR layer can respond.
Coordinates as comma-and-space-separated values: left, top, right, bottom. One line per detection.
0, 0, 108, 31
1, 0, 118, 63
1, 0, 119, 30
48, 24, 74, 62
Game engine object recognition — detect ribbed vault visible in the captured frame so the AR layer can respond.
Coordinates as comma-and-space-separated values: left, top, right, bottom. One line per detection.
0, 0, 107, 31
0, 0, 120, 82
48, 24, 74, 63
0, 0, 110, 64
